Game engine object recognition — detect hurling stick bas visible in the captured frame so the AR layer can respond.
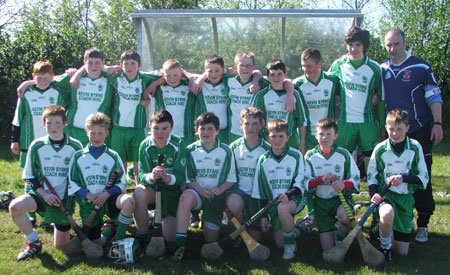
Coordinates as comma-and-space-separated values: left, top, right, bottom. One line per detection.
42, 176, 103, 259
322, 184, 391, 264
201, 197, 279, 260
337, 191, 385, 266
146, 154, 166, 258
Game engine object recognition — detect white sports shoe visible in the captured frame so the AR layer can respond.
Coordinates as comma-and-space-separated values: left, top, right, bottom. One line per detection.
282, 244, 297, 260
415, 227, 428, 243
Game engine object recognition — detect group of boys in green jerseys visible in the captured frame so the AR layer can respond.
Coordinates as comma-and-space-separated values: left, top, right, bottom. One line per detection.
10, 25, 425, 265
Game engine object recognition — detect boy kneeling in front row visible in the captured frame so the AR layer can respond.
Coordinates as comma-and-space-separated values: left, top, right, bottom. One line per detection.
367, 109, 428, 264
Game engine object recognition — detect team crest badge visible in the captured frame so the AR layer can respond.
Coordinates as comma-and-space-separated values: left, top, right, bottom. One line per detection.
135, 88, 140, 94
98, 84, 103, 91
286, 167, 292, 176
167, 158, 174, 165
102, 165, 108, 173
181, 91, 186, 96
402, 70, 412, 81
362, 76, 368, 84
335, 164, 341, 173
181, 159, 186, 166
214, 158, 221, 166
324, 89, 329, 97
64, 157, 70, 165
220, 89, 227, 95
49, 97, 55, 104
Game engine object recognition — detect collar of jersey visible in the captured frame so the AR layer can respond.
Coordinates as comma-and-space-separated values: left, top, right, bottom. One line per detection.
82, 71, 105, 81
385, 136, 411, 157
305, 71, 324, 86
270, 85, 287, 95
44, 134, 68, 152
149, 134, 172, 148
200, 139, 220, 153
205, 79, 223, 87
314, 144, 338, 160
269, 145, 289, 162
120, 72, 140, 83
389, 51, 412, 67
347, 55, 368, 70
83, 144, 107, 159
236, 75, 252, 86
244, 137, 265, 152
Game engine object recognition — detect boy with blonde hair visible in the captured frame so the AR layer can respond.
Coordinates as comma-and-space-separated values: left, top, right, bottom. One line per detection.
368, 109, 428, 264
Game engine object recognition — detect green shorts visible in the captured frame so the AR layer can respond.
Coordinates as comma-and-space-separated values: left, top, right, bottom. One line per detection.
335, 121, 379, 152
19, 151, 27, 168
218, 128, 229, 144
286, 129, 300, 149
147, 184, 181, 218
227, 189, 261, 230
111, 126, 146, 162
384, 191, 414, 234
187, 189, 225, 228
268, 195, 305, 231
305, 132, 318, 152
314, 195, 353, 233
29, 191, 74, 225
77, 193, 121, 227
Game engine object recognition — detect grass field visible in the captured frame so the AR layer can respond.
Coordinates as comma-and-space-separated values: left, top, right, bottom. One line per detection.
1, 140, 450, 275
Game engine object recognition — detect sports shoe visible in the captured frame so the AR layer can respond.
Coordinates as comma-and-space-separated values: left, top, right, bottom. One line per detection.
39, 221, 54, 233
381, 247, 392, 265
415, 227, 428, 243
171, 246, 185, 262
294, 216, 313, 238
190, 214, 200, 228
282, 244, 297, 260
17, 240, 42, 261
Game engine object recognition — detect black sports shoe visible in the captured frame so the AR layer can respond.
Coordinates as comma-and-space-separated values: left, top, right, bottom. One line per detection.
381, 247, 392, 265
171, 246, 185, 262
17, 240, 42, 261
39, 221, 54, 233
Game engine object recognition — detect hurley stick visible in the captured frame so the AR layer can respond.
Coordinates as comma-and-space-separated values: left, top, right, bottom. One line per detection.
322, 184, 391, 264
201, 197, 279, 260
337, 191, 385, 266
146, 154, 166, 258
42, 176, 103, 259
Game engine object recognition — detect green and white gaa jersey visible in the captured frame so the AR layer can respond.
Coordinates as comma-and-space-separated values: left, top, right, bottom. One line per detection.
329, 56, 383, 123
138, 134, 186, 189
196, 80, 228, 130
65, 72, 114, 129
227, 75, 269, 137
252, 147, 305, 200
367, 137, 428, 195
230, 137, 271, 195
23, 136, 82, 200
186, 140, 237, 189
294, 72, 339, 135
68, 146, 126, 197
252, 86, 307, 136
304, 145, 360, 199
112, 72, 157, 129
12, 84, 66, 150
154, 79, 196, 141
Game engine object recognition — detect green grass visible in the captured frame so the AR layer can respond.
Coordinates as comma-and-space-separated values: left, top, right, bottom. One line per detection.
1, 141, 450, 274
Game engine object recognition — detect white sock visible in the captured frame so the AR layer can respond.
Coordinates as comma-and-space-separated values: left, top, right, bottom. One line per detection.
25, 230, 39, 244
379, 231, 392, 249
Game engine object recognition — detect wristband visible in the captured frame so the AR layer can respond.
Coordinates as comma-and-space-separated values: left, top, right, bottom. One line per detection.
433, 121, 442, 126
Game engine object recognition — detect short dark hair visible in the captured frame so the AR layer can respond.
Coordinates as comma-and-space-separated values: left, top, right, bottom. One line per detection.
205, 55, 224, 68
344, 26, 371, 53
386, 109, 409, 126
195, 112, 220, 130
150, 109, 174, 127
316, 118, 338, 133
120, 50, 141, 64
266, 59, 286, 74
301, 48, 322, 63
267, 119, 289, 136
84, 47, 105, 61
42, 105, 66, 123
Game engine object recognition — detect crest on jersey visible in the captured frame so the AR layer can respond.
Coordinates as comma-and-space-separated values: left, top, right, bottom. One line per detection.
362, 76, 368, 84
135, 88, 140, 94
49, 97, 55, 104
324, 89, 329, 97
103, 165, 108, 173
166, 157, 174, 166
180, 159, 186, 166
220, 89, 227, 95
385, 71, 392, 80
335, 164, 341, 173
181, 91, 186, 96
98, 84, 103, 91
214, 158, 221, 166
286, 167, 292, 176
402, 70, 411, 81
64, 157, 70, 165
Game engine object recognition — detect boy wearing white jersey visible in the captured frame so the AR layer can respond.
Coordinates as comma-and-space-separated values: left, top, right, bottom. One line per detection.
153, 59, 197, 145
69, 113, 133, 246
304, 118, 360, 250
253, 59, 307, 155
329, 26, 385, 172
110, 50, 157, 183
9, 106, 82, 260
227, 52, 270, 143
172, 112, 237, 262
228, 107, 270, 241
368, 109, 428, 264
252, 119, 306, 260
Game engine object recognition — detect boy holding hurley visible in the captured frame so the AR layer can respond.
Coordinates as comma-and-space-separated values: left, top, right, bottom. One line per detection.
368, 109, 428, 264
68, 113, 132, 246
9, 105, 82, 260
